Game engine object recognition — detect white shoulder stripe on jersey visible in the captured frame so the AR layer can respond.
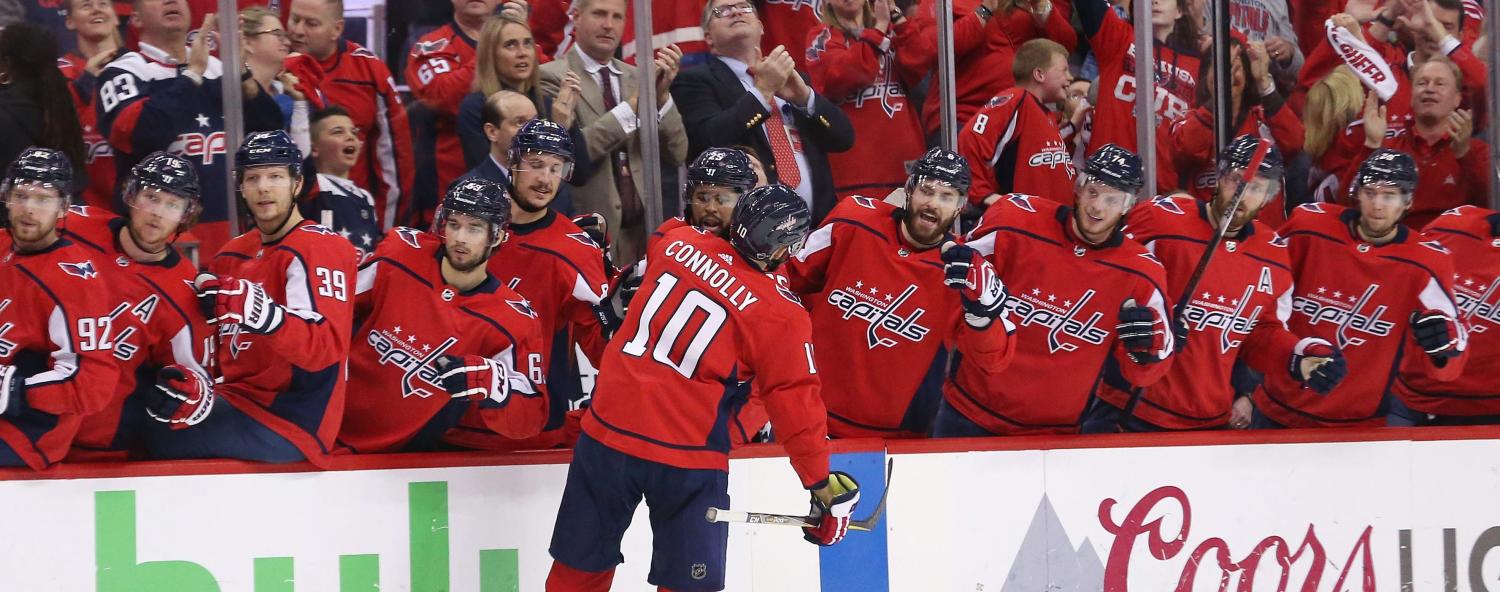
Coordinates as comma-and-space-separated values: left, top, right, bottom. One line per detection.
25, 306, 80, 388
374, 94, 401, 231
571, 273, 603, 305
284, 257, 327, 322
795, 223, 835, 262
355, 260, 380, 296
965, 230, 998, 257
1418, 276, 1468, 351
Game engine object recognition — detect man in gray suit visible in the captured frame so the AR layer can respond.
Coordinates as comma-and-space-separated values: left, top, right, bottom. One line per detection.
540, 0, 689, 263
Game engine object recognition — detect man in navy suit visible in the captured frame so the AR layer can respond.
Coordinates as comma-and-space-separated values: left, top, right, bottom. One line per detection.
463, 91, 577, 215
670, 0, 855, 223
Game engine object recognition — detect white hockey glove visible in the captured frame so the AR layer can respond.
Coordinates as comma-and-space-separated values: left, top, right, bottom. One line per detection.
197, 274, 287, 335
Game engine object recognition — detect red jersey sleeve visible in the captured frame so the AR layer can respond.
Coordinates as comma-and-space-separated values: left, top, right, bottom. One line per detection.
1399, 246, 1469, 382
256, 235, 359, 370
471, 302, 550, 440
805, 27, 882, 102
406, 41, 475, 116
744, 305, 830, 488
958, 96, 1021, 203
1110, 258, 1176, 388
14, 271, 120, 417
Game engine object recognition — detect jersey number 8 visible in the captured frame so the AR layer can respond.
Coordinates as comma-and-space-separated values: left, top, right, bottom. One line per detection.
621, 273, 727, 378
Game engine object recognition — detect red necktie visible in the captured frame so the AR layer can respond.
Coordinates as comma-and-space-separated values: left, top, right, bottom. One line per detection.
765, 103, 802, 188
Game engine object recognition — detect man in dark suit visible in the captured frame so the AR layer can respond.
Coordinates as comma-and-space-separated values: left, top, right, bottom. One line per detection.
670, 0, 855, 223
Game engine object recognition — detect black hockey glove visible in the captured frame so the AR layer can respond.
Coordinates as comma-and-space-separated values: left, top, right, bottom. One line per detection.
1288, 338, 1347, 395
941, 242, 1009, 329
1411, 310, 1462, 364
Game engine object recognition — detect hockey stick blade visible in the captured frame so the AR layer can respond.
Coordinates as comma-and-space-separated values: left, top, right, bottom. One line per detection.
850, 457, 894, 530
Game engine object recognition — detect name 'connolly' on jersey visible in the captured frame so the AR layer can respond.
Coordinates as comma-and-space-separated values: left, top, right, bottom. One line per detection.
659, 239, 760, 312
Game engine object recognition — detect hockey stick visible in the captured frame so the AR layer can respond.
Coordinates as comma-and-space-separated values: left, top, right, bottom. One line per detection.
1119, 138, 1271, 422
706, 458, 894, 533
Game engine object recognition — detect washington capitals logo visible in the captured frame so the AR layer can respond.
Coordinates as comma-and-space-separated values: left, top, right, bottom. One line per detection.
1420, 240, 1450, 254
1150, 196, 1187, 215
300, 224, 339, 236
1457, 276, 1500, 333
395, 226, 423, 249
68, 204, 92, 216
1181, 285, 1263, 354
58, 260, 98, 280
1006, 193, 1038, 213
826, 282, 931, 348
415, 38, 450, 55
567, 232, 601, 249
852, 196, 878, 209
1007, 288, 1111, 353
508, 297, 537, 319
1297, 203, 1327, 214
1293, 284, 1396, 348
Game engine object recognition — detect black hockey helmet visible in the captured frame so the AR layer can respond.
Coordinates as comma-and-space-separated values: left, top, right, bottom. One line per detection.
1217, 134, 1284, 183
1351, 148, 1418, 199
908, 147, 972, 194
687, 147, 757, 193
1080, 144, 1144, 196
236, 130, 303, 179
728, 184, 811, 272
509, 118, 575, 181
128, 151, 201, 202
4, 146, 74, 197
436, 177, 512, 246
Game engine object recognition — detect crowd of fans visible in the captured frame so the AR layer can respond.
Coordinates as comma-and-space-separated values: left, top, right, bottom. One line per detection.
0, 0, 1495, 470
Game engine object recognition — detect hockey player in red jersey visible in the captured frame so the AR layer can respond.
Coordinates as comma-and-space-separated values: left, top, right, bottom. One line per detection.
1088, 136, 1347, 432
0, 148, 121, 469
547, 184, 859, 592
339, 178, 548, 453
1254, 149, 1468, 429
1075, 0, 1201, 154
284, 0, 415, 230
1390, 205, 1499, 424
958, 38, 1076, 205
463, 119, 608, 451
786, 147, 1016, 438
64, 153, 216, 461
937, 145, 1175, 437
163, 131, 358, 464
405, 0, 495, 217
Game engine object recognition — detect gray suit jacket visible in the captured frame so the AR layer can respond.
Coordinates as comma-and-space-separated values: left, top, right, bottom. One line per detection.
540, 49, 689, 262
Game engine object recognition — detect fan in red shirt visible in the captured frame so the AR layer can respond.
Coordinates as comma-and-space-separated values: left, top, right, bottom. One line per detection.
1075, 0, 1202, 154
903, 0, 1075, 139
958, 38, 1075, 206
57, 0, 122, 211
804, 0, 928, 199
284, 0, 415, 231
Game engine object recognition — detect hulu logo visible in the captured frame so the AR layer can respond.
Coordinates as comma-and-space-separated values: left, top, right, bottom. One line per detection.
95, 482, 520, 591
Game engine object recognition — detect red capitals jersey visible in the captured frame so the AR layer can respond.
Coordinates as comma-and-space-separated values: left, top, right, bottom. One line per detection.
1099, 197, 1302, 429
57, 54, 117, 211
760, 0, 823, 71
284, 42, 414, 230
786, 197, 1016, 438
1319, 123, 1491, 231
1255, 204, 1468, 427
1394, 206, 1500, 414
340, 228, 547, 453
1086, 9, 1200, 154
466, 210, 608, 450
1157, 105, 1304, 228
0, 239, 122, 469
805, 23, 928, 199
61, 208, 211, 458
955, 194, 1174, 434
406, 23, 479, 208
583, 226, 830, 486
959, 88, 1075, 205
208, 221, 359, 465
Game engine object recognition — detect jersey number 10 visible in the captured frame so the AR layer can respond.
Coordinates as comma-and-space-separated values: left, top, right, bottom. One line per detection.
621, 273, 728, 378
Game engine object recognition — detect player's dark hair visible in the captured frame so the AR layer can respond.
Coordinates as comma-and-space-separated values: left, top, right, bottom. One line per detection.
0, 23, 86, 184
311, 105, 353, 134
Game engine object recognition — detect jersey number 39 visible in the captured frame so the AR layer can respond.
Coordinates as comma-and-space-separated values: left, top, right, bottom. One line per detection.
620, 273, 727, 378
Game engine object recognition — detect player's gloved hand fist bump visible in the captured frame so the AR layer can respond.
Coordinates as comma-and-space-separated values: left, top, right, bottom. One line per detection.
195, 273, 286, 334
1288, 337, 1347, 396
1171, 316, 1189, 353
1116, 299, 1166, 364
940, 242, 1009, 329
435, 355, 511, 405
803, 471, 860, 546
148, 365, 215, 429
1411, 310, 1461, 362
